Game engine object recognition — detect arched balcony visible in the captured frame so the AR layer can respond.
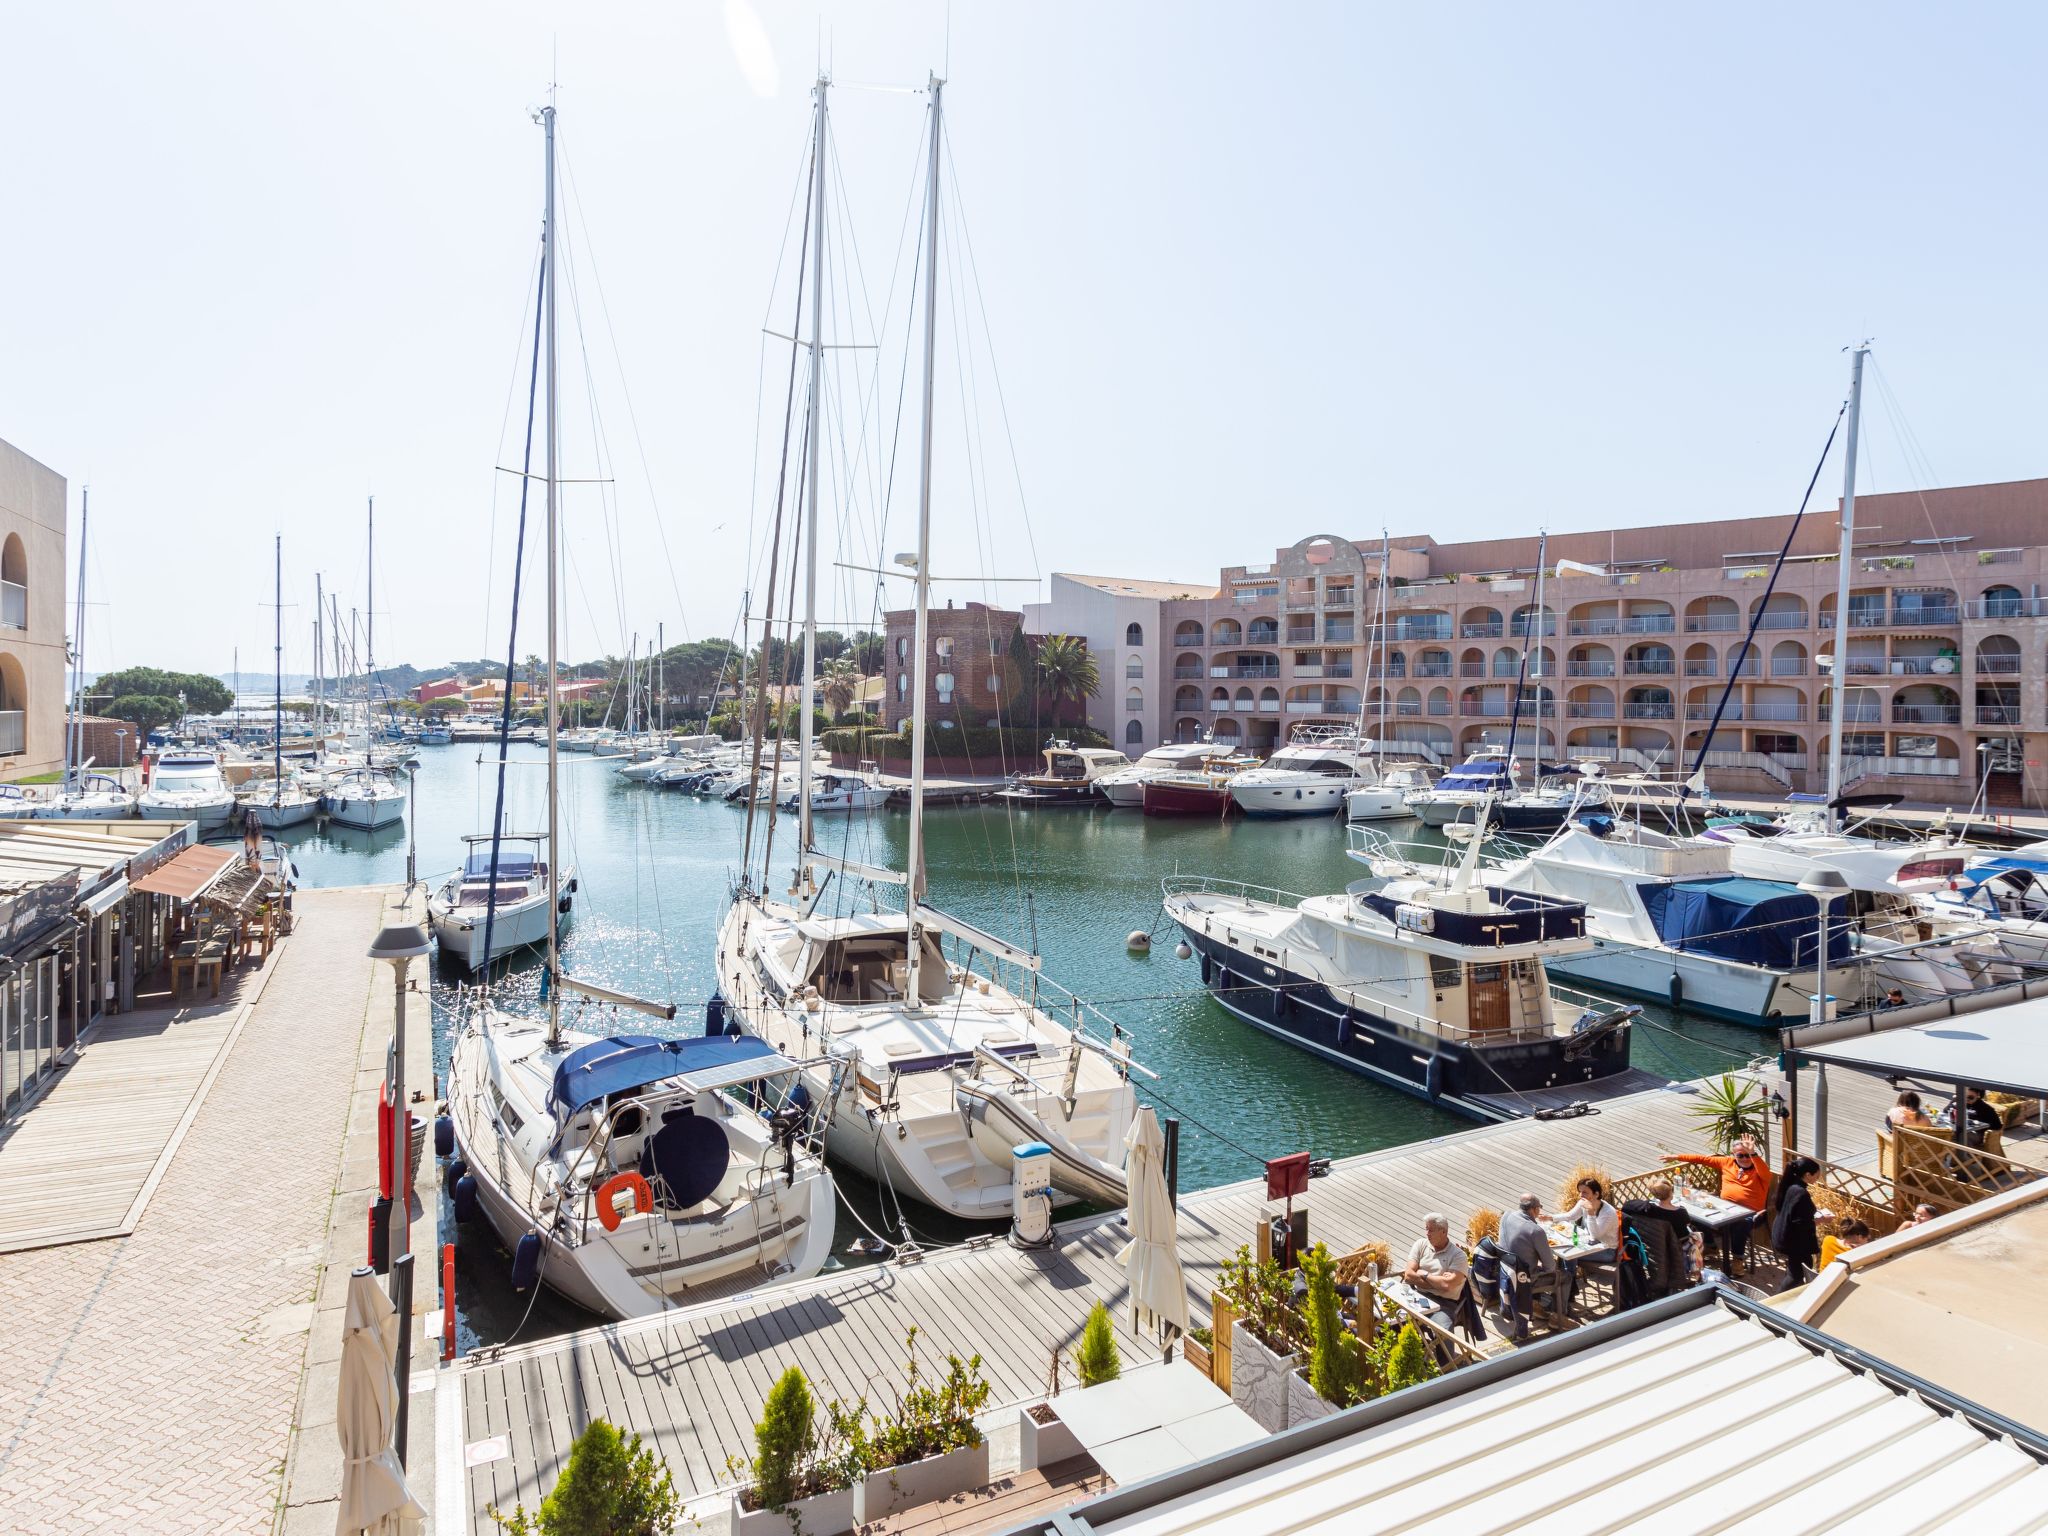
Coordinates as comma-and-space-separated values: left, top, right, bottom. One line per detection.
1976, 634, 2021, 676
1978, 584, 2028, 620
1623, 642, 1674, 677
1751, 593, 1807, 630
1566, 685, 1616, 720
0, 534, 24, 632
1622, 685, 1674, 721
0, 653, 24, 755
1209, 686, 1230, 712
1173, 620, 1206, 648
1210, 618, 1243, 647
1566, 644, 1615, 679
1174, 684, 1203, 713
1683, 642, 1718, 679
1244, 616, 1279, 646
1893, 683, 1960, 726
1460, 606, 1503, 640
1413, 647, 1453, 679
1768, 640, 1807, 678
1173, 653, 1204, 681
1685, 595, 1739, 634
1511, 603, 1557, 638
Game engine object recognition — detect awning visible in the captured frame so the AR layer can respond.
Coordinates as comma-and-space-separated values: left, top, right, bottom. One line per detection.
130, 844, 239, 902
78, 877, 129, 918
1796, 998, 2048, 1099
547, 1033, 791, 1118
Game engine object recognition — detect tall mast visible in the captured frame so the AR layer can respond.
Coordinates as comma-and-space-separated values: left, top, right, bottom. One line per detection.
330, 593, 344, 742
656, 622, 664, 734
66, 488, 88, 791
313, 573, 323, 739
273, 535, 283, 795
796, 72, 829, 875
1824, 344, 1868, 828
1530, 528, 1547, 776
1368, 529, 1389, 764
904, 74, 944, 1005
542, 99, 564, 1048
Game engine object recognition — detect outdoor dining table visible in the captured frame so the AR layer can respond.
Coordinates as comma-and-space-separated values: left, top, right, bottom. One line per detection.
1669, 1187, 1755, 1232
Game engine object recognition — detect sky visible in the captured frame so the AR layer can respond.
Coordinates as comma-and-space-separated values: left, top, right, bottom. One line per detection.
5, 3, 2048, 678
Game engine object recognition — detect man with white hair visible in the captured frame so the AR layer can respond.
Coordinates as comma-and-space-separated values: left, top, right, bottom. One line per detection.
1402, 1213, 1469, 1330
1495, 1192, 1563, 1342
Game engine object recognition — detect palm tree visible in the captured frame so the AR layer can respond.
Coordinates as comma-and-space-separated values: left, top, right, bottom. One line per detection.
819, 657, 860, 720
1032, 634, 1099, 728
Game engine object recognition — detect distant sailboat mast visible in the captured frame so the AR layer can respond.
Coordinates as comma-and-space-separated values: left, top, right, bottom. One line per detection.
1823, 344, 1869, 832
65, 488, 88, 793
542, 97, 564, 1049
796, 72, 829, 875
903, 73, 944, 1005
273, 535, 284, 799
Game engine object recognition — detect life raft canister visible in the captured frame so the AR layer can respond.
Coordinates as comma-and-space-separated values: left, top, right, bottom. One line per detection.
594, 1170, 654, 1232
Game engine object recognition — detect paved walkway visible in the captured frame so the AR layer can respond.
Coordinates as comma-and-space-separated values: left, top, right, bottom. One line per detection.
0, 887, 386, 1535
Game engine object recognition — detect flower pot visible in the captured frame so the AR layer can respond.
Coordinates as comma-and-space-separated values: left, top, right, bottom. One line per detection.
1018, 1402, 1082, 1473
1227, 1318, 1296, 1434
1286, 1367, 1338, 1426
859, 1440, 990, 1523
728, 1483, 859, 1536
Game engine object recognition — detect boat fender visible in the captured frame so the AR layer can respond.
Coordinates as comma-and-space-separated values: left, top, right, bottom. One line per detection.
434, 1115, 455, 1158
453, 1174, 480, 1223
1668, 973, 1683, 1011
447, 1156, 468, 1187
594, 1171, 654, 1232
566, 876, 578, 894
705, 992, 727, 1036
510, 1230, 543, 1292
1174, 940, 1192, 960
1425, 1054, 1443, 1100
558, 893, 573, 915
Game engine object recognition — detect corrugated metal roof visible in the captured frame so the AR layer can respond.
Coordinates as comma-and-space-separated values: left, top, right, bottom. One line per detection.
1072, 1302, 2048, 1536
0, 818, 185, 893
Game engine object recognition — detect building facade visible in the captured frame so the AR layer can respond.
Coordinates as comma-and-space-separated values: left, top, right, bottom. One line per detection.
1026, 478, 2048, 808
881, 601, 1025, 731
0, 437, 70, 780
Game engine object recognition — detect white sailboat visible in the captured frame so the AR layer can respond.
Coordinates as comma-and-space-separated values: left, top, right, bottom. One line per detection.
428, 833, 574, 971
448, 99, 833, 1318
715, 75, 1140, 1223
239, 534, 319, 829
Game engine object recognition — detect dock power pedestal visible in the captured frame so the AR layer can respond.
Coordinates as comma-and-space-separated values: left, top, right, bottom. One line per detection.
1010, 1141, 1053, 1249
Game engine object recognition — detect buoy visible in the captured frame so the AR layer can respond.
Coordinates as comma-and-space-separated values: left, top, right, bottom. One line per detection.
453, 1174, 480, 1224
594, 1170, 654, 1232
434, 1115, 455, 1158
1127, 930, 1151, 952
1174, 940, 1192, 960
510, 1230, 543, 1292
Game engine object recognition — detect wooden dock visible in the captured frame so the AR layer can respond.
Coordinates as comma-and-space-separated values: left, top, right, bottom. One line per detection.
445, 1063, 1899, 1530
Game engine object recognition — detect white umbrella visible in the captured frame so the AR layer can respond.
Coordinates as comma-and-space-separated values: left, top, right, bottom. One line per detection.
336, 1268, 424, 1536
1115, 1106, 1190, 1336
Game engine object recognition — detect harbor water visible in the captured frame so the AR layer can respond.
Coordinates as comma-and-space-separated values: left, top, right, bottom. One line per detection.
283, 743, 1771, 1346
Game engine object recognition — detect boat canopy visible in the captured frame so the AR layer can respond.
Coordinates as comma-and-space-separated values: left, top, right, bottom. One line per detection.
1955, 854, 2048, 891
1435, 760, 1512, 792
1638, 876, 1851, 969
464, 847, 538, 881
547, 1032, 791, 1119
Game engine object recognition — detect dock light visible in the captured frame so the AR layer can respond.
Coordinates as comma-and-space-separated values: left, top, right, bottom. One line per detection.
894, 553, 919, 569
367, 919, 429, 1463
1797, 869, 1849, 1026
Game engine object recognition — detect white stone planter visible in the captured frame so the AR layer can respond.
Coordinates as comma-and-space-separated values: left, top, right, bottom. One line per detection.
1228, 1318, 1296, 1434
1286, 1367, 1338, 1426
728, 1483, 859, 1536
860, 1440, 991, 1523
1018, 1402, 1082, 1472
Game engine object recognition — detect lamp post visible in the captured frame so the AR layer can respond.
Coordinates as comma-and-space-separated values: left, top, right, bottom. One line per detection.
1797, 867, 1849, 1026
367, 918, 430, 1462
403, 761, 420, 893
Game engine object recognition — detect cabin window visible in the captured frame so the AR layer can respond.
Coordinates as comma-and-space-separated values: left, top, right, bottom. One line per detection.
1429, 956, 1460, 993
488, 1081, 524, 1135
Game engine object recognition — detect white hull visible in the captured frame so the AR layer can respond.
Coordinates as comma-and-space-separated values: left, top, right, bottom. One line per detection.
1097, 779, 1146, 809
1229, 777, 1354, 817
137, 793, 236, 829
243, 794, 321, 829
34, 793, 138, 820
1545, 936, 1861, 1025
1344, 787, 1411, 822
430, 882, 566, 970
324, 790, 405, 830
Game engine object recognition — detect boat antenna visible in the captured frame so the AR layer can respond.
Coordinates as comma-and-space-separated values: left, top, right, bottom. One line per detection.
542, 95, 564, 1050
1361, 527, 1388, 766
903, 72, 944, 1007
794, 69, 829, 887
1823, 342, 1869, 834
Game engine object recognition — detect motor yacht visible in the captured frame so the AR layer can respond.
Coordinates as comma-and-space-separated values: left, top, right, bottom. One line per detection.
34, 772, 138, 821
1346, 760, 1435, 822
782, 764, 891, 814
1095, 740, 1232, 809
1403, 750, 1515, 827
1140, 755, 1258, 817
997, 742, 1129, 807
429, 836, 574, 971
1224, 726, 1382, 818
138, 751, 237, 830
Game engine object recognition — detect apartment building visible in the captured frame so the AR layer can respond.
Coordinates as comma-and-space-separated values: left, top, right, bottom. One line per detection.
1026, 477, 2048, 808
0, 438, 69, 780
880, 601, 1026, 731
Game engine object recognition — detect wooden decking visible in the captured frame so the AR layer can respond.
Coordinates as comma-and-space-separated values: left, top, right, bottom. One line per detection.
861, 1457, 1112, 1535
450, 1064, 1900, 1532
0, 991, 256, 1252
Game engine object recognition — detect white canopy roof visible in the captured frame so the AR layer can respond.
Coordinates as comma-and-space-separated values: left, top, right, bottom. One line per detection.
1796, 996, 2048, 1098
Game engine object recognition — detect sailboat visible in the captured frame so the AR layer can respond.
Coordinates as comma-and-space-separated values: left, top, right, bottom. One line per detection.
238, 535, 319, 829
715, 75, 1140, 1223
447, 100, 833, 1317
39, 489, 137, 821
320, 502, 407, 829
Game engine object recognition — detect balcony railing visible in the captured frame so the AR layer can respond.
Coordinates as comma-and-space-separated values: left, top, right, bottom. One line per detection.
0, 581, 24, 632
1685, 613, 1741, 632
1682, 661, 1718, 677
1510, 618, 1559, 637
1459, 622, 1504, 639
1323, 626, 1356, 643
0, 709, 20, 754
1822, 708, 1886, 724
1213, 664, 1280, 679
1567, 661, 1616, 677
1428, 699, 1452, 716
1769, 661, 1807, 677
1891, 704, 1962, 725
1967, 596, 2043, 620
1836, 658, 1886, 675
1566, 702, 1616, 719
1411, 663, 1452, 678
1685, 702, 1807, 722
1819, 610, 1888, 629
1977, 654, 2022, 674
1567, 614, 1674, 637
1893, 606, 1960, 626
1752, 610, 1807, 630
1174, 634, 1206, 647
1246, 630, 1280, 646
1284, 629, 1317, 646
1622, 659, 1675, 675
1126, 697, 1145, 712
1622, 702, 1675, 719
1389, 621, 1453, 642
1977, 705, 2022, 726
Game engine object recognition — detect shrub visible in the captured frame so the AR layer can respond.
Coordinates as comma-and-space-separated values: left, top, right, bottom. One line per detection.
1215, 1245, 1303, 1355
491, 1418, 680, 1536
1380, 1322, 1438, 1394
1688, 1075, 1771, 1153
1074, 1302, 1121, 1388
1465, 1209, 1500, 1248
1557, 1164, 1613, 1215
750, 1367, 816, 1511
1302, 1244, 1365, 1406
864, 1328, 991, 1472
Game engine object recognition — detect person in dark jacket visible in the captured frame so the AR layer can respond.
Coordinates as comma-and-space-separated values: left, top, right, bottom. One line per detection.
1620, 1183, 1694, 1301
1770, 1156, 1835, 1292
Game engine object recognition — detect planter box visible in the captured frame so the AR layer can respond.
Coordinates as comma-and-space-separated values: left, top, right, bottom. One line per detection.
1286, 1367, 1338, 1426
860, 1440, 991, 1523
1018, 1402, 1082, 1472
729, 1483, 859, 1536
1183, 1335, 1214, 1382
1228, 1318, 1296, 1434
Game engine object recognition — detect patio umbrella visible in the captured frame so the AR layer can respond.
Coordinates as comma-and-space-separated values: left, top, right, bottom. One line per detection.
1115, 1106, 1190, 1337
336, 1268, 424, 1536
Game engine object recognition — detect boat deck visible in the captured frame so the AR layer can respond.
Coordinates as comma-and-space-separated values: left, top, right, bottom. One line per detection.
443, 1063, 1902, 1531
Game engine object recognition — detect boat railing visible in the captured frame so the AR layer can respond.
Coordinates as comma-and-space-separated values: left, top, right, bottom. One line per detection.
1161, 873, 1313, 910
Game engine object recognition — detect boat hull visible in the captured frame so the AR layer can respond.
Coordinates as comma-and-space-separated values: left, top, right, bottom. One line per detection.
997, 782, 1101, 808
1142, 780, 1236, 817
1229, 778, 1353, 817
324, 792, 405, 830
138, 796, 236, 830
432, 888, 562, 970
1543, 935, 1848, 1026
1344, 787, 1411, 822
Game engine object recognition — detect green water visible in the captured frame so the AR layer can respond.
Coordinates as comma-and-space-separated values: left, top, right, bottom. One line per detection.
283, 744, 1770, 1345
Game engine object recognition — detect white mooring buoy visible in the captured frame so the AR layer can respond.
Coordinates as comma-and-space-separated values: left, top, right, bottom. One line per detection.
1126, 930, 1151, 952
1175, 940, 1192, 960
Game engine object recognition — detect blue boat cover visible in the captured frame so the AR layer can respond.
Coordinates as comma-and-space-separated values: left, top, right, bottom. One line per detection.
465, 848, 538, 880
548, 1032, 780, 1118
1638, 877, 1852, 969
1955, 855, 2048, 891
1436, 760, 1512, 792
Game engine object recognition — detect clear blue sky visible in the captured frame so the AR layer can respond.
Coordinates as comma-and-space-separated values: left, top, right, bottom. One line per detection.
4, 3, 2045, 678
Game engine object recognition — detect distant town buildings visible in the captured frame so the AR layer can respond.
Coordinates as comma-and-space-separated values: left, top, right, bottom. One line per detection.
1023, 477, 2048, 809
0, 436, 70, 780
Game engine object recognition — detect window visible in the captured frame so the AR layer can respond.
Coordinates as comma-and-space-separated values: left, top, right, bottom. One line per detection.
986, 673, 1002, 694
895, 673, 908, 700
1126, 719, 1144, 744
989, 635, 1004, 656
1126, 655, 1144, 678
896, 637, 908, 663
1125, 622, 1144, 647
936, 672, 955, 703
936, 637, 954, 660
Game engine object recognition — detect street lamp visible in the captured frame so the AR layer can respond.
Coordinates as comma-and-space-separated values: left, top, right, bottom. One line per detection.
367, 918, 430, 1462
402, 761, 420, 893
1797, 867, 1849, 1025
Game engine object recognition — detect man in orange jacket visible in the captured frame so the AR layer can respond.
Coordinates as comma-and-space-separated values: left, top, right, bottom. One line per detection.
1669, 1136, 1771, 1274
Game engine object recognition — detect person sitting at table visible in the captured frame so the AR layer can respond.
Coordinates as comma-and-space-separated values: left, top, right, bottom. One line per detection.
1817, 1217, 1871, 1268
1620, 1180, 1695, 1301
1770, 1156, 1835, 1293
1552, 1177, 1619, 1309
1493, 1194, 1562, 1342
1944, 1087, 2003, 1148
1401, 1213, 1470, 1331
1904, 1202, 1939, 1228
1667, 1137, 1770, 1275
1887, 1090, 1934, 1130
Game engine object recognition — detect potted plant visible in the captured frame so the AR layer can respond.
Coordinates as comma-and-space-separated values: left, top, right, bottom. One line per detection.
1215, 1245, 1302, 1432
1183, 1323, 1215, 1381
1073, 1301, 1121, 1387
857, 1329, 994, 1521
1688, 1075, 1772, 1153
1019, 1302, 1119, 1473
1288, 1243, 1367, 1424
726, 1367, 861, 1536
492, 1417, 682, 1536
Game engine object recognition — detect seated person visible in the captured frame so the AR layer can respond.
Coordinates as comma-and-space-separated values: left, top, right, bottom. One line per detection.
1817, 1217, 1872, 1268
1401, 1213, 1469, 1330
1904, 1202, 1939, 1227
1620, 1180, 1698, 1300
1945, 1087, 2003, 1148
1493, 1193, 1562, 1341
1887, 1090, 1934, 1130
1668, 1137, 1770, 1274
1552, 1177, 1620, 1308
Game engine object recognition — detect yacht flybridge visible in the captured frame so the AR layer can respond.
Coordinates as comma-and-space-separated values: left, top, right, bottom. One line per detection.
446, 98, 834, 1320
1224, 725, 1384, 818
1163, 810, 1646, 1122
715, 74, 1142, 1225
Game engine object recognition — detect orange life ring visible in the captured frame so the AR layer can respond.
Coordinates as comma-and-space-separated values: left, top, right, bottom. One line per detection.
594, 1171, 653, 1232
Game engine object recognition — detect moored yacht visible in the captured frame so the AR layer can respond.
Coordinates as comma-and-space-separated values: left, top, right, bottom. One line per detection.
138, 751, 237, 829
1224, 725, 1383, 818
1403, 750, 1513, 827
429, 835, 574, 971
1096, 739, 1234, 809
35, 772, 137, 821
1141, 755, 1257, 816
998, 742, 1129, 807
323, 767, 406, 830
1346, 760, 1435, 822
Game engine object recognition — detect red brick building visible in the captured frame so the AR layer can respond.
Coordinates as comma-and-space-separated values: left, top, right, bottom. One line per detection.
882, 601, 1026, 731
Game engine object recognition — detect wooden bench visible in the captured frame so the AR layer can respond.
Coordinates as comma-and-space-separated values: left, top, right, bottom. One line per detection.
170, 939, 228, 999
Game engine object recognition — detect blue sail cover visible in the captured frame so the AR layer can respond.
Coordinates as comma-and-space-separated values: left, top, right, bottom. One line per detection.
1436, 759, 1512, 793
1638, 877, 1853, 969
1955, 855, 2048, 892
465, 848, 538, 880
548, 1033, 780, 1118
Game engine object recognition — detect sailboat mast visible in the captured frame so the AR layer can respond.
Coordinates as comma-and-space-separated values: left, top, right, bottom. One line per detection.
273, 535, 283, 792
656, 622, 664, 734
314, 573, 324, 740
797, 73, 829, 872
1824, 344, 1868, 829
66, 488, 88, 791
1531, 528, 1547, 776
542, 100, 564, 1048
904, 74, 944, 1005
1368, 529, 1389, 764
365, 496, 375, 733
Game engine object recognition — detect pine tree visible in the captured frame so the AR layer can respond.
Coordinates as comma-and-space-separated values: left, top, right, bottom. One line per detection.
1074, 1301, 1122, 1387
490, 1417, 680, 1536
